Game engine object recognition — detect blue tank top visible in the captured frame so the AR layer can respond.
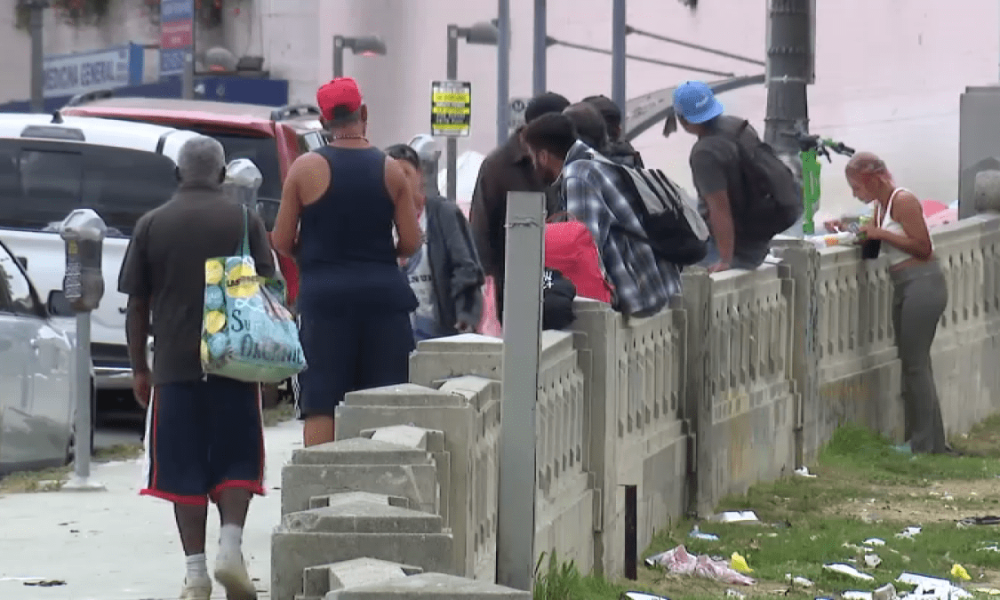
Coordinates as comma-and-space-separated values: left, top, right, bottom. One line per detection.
296, 146, 417, 314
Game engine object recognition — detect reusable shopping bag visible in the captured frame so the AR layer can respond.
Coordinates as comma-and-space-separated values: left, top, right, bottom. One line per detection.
200, 208, 307, 383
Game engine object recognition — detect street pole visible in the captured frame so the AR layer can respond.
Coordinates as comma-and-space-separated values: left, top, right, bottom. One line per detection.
532, 0, 547, 97
497, 0, 511, 147
764, 0, 813, 158
333, 35, 344, 78
181, 0, 195, 100
611, 0, 627, 113
27, 0, 47, 113
446, 25, 459, 202
496, 191, 544, 592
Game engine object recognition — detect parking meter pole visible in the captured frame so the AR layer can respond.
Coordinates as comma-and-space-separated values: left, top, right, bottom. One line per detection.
60, 208, 107, 493
69, 312, 96, 484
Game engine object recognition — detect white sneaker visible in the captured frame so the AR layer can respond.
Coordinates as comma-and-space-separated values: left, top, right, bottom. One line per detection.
179, 576, 212, 600
214, 552, 258, 600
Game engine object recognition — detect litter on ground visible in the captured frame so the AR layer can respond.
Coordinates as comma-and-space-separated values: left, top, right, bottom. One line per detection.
645, 545, 755, 586
709, 511, 760, 524
952, 564, 972, 581
784, 574, 814, 588
822, 563, 875, 582
730, 552, 753, 574
873, 583, 898, 600
843, 591, 873, 600
865, 554, 883, 568
689, 525, 720, 541
896, 526, 923, 540
897, 572, 972, 599
794, 466, 817, 478
864, 538, 887, 547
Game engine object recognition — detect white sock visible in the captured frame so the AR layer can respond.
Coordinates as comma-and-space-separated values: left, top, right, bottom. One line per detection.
186, 553, 209, 581
219, 524, 243, 558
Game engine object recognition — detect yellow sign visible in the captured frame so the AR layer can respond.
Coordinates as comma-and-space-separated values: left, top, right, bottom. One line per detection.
431, 80, 471, 138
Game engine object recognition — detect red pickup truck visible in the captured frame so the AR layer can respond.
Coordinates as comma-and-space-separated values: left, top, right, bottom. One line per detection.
62, 93, 329, 306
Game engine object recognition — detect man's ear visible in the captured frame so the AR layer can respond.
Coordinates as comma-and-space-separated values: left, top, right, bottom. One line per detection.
219, 166, 227, 184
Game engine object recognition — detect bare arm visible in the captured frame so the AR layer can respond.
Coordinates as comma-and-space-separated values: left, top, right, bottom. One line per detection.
880, 192, 934, 260
386, 156, 422, 258
272, 154, 313, 256
704, 190, 736, 265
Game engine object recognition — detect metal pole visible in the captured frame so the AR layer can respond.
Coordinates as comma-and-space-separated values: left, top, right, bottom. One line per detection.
446, 26, 459, 202
497, 0, 511, 147
532, 0, 547, 97
611, 0, 627, 113
64, 311, 104, 491
28, 0, 46, 113
496, 191, 544, 592
333, 35, 345, 78
764, 0, 812, 157
182, 0, 195, 100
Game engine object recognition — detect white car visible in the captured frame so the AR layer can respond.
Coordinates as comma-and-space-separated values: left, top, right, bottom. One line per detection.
0, 236, 76, 473
0, 112, 200, 391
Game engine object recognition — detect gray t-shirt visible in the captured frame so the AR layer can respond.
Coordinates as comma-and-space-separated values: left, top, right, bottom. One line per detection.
689, 115, 769, 265
118, 186, 275, 385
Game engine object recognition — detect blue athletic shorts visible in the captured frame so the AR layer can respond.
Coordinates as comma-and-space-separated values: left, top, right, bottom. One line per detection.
296, 309, 414, 419
141, 376, 265, 506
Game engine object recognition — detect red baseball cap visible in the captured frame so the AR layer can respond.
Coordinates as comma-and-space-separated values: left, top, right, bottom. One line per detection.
316, 77, 363, 121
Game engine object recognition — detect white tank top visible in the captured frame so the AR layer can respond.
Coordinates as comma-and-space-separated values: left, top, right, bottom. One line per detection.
877, 187, 931, 266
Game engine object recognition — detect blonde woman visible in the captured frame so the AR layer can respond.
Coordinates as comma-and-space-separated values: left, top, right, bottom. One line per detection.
831, 152, 949, 454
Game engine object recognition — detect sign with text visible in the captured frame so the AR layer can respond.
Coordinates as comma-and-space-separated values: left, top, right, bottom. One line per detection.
160, 0, 194, 77
508, 97, 529, 136
43, 44, 143, 99
431, 80, 472, 137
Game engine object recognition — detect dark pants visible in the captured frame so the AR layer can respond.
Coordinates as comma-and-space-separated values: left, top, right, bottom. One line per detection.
891, 260, 948, 454
297, 309, 414, 418
142, 377, 265, 506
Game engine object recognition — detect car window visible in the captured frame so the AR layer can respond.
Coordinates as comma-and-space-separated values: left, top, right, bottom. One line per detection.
0, 140, 177, 237
189, 132, 282, 202
302, 131, 326, 152
0, 242, 39, 317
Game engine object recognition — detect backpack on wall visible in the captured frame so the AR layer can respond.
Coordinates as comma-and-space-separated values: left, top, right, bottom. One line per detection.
544, 213, 614, 304
724, 120, 804, 238
591, 153, 709, 266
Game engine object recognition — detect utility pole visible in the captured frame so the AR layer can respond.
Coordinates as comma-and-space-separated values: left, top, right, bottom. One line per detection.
23, 0, 49, 113
497, 0, 511, 146
532, 0, 547, 96
611, 0, 627, 113
763, 0, 814, 159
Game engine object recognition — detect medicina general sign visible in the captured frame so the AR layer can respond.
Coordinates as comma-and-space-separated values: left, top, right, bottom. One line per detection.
43, 44, 144, 99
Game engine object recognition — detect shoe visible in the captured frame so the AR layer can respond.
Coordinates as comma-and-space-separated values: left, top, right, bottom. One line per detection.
179, 576, 212, 600
214, 552, 258, 600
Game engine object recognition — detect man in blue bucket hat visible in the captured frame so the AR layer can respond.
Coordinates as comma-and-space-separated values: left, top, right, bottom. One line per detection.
674, 81, 771, 272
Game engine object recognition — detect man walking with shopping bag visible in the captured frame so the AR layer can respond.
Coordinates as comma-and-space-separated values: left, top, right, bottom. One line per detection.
119, 136, 276, 600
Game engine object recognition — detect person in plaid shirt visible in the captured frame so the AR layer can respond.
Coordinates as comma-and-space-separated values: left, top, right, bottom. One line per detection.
522, 113, 681, 317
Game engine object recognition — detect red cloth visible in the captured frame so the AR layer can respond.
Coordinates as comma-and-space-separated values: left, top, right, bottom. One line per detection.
544, 221, 613, 303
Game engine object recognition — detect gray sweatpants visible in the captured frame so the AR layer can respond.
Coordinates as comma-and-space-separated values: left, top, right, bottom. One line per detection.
890, 260, 948, 454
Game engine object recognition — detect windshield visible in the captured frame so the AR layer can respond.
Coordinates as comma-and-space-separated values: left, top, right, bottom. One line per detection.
190, 132, 283, 202
0, 140, 177, 237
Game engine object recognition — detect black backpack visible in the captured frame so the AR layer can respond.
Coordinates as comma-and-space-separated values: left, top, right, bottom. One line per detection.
542, 269, 577, 330
588, 153, 709, 266
723, 120, 803, 238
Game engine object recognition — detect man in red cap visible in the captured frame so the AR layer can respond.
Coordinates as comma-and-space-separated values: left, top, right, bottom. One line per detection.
271, 78, 422, 447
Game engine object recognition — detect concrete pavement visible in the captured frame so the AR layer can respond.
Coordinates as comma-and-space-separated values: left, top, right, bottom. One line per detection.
0, 419, 302, 600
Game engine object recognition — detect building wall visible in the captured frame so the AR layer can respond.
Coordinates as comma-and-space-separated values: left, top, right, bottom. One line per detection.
0, 0, 996, 216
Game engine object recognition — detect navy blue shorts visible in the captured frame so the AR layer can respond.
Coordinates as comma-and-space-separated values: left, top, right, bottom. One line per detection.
141, 376, 265, 506
296, 309, 414, 419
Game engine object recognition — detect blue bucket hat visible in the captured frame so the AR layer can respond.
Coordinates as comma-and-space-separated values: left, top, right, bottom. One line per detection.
673, 81, 724, 124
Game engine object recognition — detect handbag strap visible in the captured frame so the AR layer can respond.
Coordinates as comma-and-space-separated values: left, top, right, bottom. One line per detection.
239, 205, 251, 257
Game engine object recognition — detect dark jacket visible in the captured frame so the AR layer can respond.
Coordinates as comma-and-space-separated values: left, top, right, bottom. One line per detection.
469, 128, 561, 279
425, 196, 485, 335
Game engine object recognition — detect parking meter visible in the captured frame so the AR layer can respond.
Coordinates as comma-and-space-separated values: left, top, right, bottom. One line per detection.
59, 209, 107, 313
223, 158, 263, 210
409, 134, 442, 199
59, 208, 107, 492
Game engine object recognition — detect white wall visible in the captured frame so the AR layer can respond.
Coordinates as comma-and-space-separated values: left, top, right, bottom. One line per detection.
312, 0, 999, 217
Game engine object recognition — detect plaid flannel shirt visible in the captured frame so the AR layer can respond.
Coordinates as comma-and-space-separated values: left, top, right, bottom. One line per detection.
559, 142, 681, 316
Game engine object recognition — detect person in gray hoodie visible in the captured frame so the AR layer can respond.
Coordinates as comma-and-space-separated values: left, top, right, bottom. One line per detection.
386, 143, 484, 342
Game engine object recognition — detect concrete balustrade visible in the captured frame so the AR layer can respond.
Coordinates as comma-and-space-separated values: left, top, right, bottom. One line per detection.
270, 214, 1000, 600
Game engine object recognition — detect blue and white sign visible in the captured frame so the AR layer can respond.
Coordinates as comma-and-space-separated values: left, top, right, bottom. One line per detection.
160, 0, 194, 77
44, 44, 144, 99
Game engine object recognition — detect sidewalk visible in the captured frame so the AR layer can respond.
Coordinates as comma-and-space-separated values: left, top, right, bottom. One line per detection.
0, 420, 302, 600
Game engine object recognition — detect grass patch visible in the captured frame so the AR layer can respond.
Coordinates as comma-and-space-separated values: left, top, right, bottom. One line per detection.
0, 443, 145, 494
954, 414, 1000, 458
263, 401, 296, 427
94, 443, 143, 463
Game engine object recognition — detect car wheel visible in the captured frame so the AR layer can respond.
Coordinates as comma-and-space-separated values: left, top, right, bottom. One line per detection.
65, 379, 97, 465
